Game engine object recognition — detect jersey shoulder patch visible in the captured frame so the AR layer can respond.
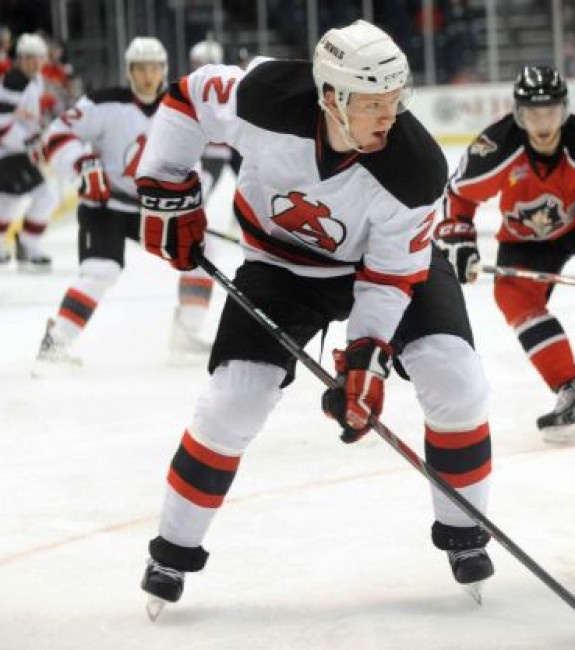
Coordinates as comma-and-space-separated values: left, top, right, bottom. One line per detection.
236, 60, 317, 138
464, 114, 523, 175
86, 86, 134, 105
360, 112, 448, 208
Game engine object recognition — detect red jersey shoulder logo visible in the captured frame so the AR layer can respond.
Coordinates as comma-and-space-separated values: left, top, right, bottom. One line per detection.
469, 134, 497, 157
271, 191, 345, 253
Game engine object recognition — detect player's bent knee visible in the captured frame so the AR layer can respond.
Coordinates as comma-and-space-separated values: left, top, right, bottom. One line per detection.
402, 334, 489, 429
192, 360, 286, 453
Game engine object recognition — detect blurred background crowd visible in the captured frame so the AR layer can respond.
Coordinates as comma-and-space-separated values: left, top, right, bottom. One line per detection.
1, 0, 574, 114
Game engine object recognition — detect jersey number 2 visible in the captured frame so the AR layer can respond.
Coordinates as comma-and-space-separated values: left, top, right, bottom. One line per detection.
410, 213, 434, 253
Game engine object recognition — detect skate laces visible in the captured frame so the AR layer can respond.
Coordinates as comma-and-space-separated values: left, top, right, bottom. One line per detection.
448, 548, 485, 562
148, 559, 184, 581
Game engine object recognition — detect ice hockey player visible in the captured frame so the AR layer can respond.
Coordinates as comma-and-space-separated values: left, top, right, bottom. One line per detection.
34, 36, 210, 369
0, 26, 12, 77
135, 20, 495, 618
435, 65, 575, 442
0, 33, 58, 272
167, 34, 239, 362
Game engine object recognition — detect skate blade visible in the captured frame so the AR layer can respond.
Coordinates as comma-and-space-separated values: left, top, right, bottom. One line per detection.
31, 357, 83, 379
542, 425, 575, 445
146, 596, 167, 622
463, 581, 485, 605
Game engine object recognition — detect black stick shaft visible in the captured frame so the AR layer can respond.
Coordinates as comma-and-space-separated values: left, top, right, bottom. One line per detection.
480, 264, 575, 287
192, 248, 575, 611
206, 228, 240, 245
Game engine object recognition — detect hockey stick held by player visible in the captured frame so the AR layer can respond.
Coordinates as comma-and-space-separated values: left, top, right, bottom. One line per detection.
191, 247, 575, 611
136, 19, 498, 617
435, 65, 575, 440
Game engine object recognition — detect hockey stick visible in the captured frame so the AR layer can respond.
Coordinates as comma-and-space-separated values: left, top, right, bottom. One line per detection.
192, 247, 575, 612
477, 263, 575, 287
207, 228, 240, 245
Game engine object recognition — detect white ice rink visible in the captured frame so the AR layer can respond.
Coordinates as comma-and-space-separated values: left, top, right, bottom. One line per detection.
2, 156, 575, 650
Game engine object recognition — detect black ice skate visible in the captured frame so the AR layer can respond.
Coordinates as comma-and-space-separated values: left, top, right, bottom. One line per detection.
537, 379, 575, 443
141, 558, 185, 621
15, 234, 52, 273
32, 319, 81, 377
448, 547, 495, 584
448, 548, 494, 603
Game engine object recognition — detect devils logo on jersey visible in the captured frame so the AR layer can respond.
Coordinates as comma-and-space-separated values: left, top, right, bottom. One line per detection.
469, 134, 497, 157
123, 134, 147, 177
270, 191, 346, 252
505, 195, 569, 239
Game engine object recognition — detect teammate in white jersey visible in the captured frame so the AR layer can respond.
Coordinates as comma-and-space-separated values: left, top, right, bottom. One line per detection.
168, 36, 238, 363
0, 33, 58, 272
136, 20, 495, 612
33, 37, 211, 370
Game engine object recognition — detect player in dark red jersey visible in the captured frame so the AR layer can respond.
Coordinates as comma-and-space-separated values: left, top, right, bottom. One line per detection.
136, 20, 496, 616
435, 65, 575, 442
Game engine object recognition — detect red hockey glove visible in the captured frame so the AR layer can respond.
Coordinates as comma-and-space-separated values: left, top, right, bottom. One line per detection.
74, 154, 111, 203
137, 173, 206, 271
434, 217, 480, 284
322, 337, 392, 443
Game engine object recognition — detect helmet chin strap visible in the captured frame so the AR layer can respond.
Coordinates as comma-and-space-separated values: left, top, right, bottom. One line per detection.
320, 99, 364, 153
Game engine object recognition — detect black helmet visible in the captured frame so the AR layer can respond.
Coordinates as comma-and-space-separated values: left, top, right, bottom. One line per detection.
514, 65, 567, 107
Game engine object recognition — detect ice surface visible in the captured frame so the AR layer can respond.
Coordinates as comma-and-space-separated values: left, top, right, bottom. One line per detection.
1, 160, 575, 649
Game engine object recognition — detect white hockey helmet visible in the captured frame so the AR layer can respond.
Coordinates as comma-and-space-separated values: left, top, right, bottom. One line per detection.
125, 37, 168, 100
16, 33, 48, 58
313, 20, 412, 118
189, 39, 224, 67
125, 37, 168, 66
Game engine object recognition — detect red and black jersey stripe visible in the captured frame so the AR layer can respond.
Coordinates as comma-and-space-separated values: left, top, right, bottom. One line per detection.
58, 289, 97, 327
44, 133, 78, 162
168, 430, 241, 508
178, 276, 213, 306
425, 422, 491, 488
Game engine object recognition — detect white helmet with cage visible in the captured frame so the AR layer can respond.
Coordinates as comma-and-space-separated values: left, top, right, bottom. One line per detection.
16, 33, 48, 58
313, 20, 412, 143
189, 39, 224, 67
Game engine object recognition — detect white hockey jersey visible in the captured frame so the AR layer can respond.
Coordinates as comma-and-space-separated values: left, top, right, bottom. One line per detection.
44, 87, 163, 213
137, 59, 447, 343
0, 67, 44, 159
